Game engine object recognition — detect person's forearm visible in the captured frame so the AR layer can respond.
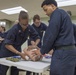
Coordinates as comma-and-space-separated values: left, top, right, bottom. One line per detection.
31, 41, 36, 45
48, 49, 54, 55
5, 45, 21, 55
35, 39, 40, 45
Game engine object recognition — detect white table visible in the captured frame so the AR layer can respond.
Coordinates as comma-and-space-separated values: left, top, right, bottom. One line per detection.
0, 57, 51, 73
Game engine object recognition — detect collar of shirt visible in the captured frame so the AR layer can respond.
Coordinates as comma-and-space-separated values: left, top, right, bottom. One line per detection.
17, 23, 29, 33
50, 8, 58, 20
32, 23, 42, 28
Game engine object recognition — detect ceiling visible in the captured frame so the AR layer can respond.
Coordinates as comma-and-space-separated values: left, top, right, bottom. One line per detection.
0, 0, 76, 21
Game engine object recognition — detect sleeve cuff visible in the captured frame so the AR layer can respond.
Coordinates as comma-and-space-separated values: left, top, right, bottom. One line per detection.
40, 49, 45, 55
4, 40, 13, 45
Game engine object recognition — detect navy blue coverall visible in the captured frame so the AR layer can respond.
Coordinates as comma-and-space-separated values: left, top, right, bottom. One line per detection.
0, 32, 6, 50
73, 24, 76, 75
0, 32, 3, 50
0, 23, 40, 75
73, 24, 76, 45
28, 23, 47, 48
40, 8, 76, 75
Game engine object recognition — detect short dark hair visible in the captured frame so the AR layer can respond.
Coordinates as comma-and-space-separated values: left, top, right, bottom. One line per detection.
19, 11, 29, 19
67, 11, 72, 17
41, 0, 57, 7
33, 14, 40, 22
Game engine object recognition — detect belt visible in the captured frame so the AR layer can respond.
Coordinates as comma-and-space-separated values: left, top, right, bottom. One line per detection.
55, 45, 76, 50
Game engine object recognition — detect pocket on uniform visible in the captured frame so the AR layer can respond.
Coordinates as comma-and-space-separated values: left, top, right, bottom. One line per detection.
53, 50, 64, 59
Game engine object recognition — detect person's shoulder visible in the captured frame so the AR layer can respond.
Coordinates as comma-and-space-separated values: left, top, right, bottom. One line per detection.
12, 23, 19, 28
27, 24, 33, 30
50, 8, 62, 17
57, 8, 68, 16
11, 23, 19, 30
53, 8, 68, 18
40, 23, 47, 28
57, 8, 64, 11
8, 24, 19, 33
56, 8, 65, 12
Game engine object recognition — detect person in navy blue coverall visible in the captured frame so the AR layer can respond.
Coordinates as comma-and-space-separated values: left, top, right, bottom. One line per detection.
27, 14, 47, 75
0, 26, 3, 49
0, 26, 4, 50
30, 0, 76, 75
0, 11, 40, 75
28, 14, 47, 48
